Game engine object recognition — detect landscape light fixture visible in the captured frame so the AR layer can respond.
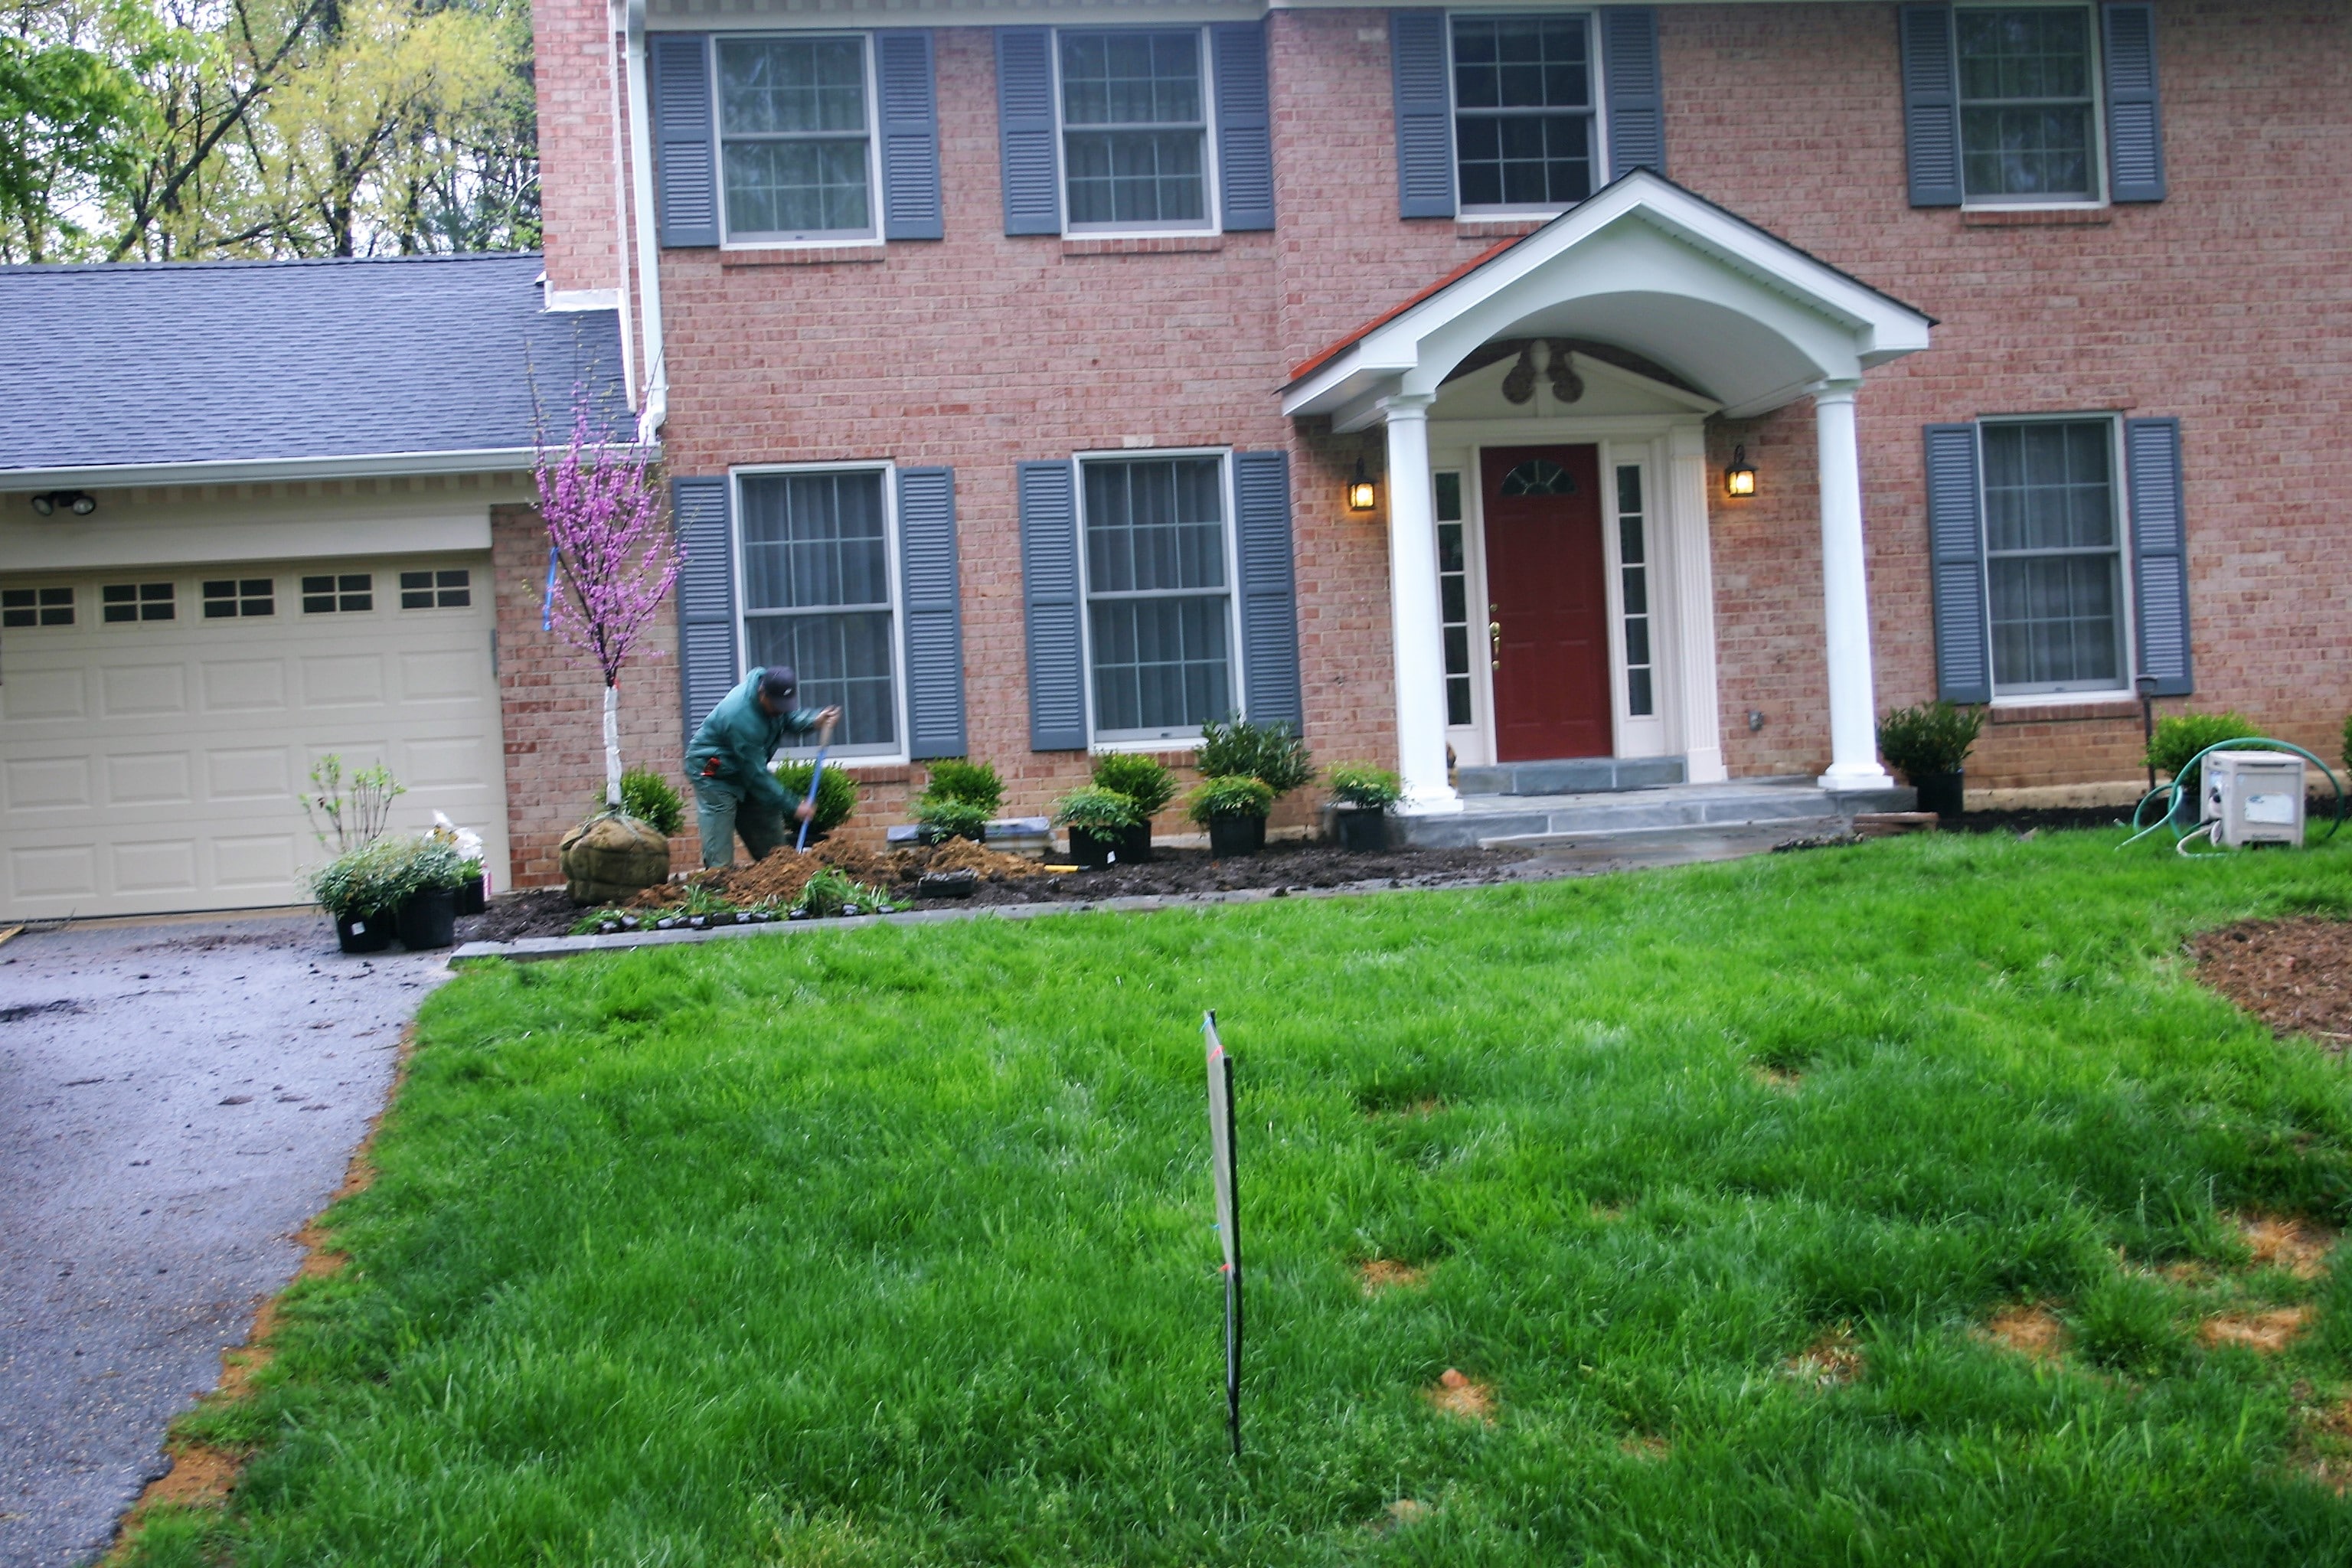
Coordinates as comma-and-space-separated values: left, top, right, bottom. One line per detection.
1346, 458, 1378, 514
29, 490, 96, 517
1723, 446, 1757, 498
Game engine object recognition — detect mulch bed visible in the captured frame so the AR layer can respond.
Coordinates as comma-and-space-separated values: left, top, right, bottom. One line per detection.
2192, 918, 2352, 1054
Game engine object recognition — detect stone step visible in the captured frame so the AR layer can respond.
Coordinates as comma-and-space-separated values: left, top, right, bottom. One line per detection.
1399, 781, 1913, 849
1453, 755, 1687, 795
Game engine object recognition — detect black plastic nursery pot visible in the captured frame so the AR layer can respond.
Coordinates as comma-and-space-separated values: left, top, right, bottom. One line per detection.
1120, 822, 1153, 862
1068, 825, 1124, 867
1332, 806, 1390, 852
394, 887, 459, 950
1207, 814, 1267, 858
334, 911, 394, 954
453, 874, 486, 916
1911, 769, 1965, 822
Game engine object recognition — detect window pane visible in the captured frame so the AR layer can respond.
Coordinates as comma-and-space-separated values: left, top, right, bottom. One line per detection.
1060, 32, 1200, 126
1961, 106, 2093, 198
1627, 668, 1654, 718
1435, 471, 1463, 523
740, 472, 890, 612
745, 611, 897, 748
1447, 675, 1473, 728
1089, 596, 1231, 733
1064, 130, 1204, 226
720, 38, 866, 134
1615, 464, 1644, 517
1982, 421, 2113, 552
1452, 18, 1590, 111
724, 139, 871, 234
1083, 459, 1226, 593
1456, 114, 1592, 208
1990, 554, 2122, 688
1956, 9, 2091, 100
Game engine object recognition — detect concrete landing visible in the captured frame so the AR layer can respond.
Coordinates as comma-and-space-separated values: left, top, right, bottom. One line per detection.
1399, 776, 1915, 849
1454, 754, 1687, 796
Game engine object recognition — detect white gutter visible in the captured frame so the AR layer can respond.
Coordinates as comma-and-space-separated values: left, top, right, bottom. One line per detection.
606, 0, 637, 410
624, 0, 668, 446
2, 448, 546, 490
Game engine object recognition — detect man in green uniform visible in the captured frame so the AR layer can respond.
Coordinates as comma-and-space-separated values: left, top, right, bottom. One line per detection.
685, 665, 839, 869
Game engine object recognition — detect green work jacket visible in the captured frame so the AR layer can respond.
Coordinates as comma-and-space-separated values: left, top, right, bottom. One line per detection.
684, 669, 825, 808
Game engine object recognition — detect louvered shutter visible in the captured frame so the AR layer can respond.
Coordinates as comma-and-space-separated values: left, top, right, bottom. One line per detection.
1899, 5, 1962, 207
1019, 461, 1086, 750
673, 476, 740, 743
1923, 424, 1991, 704
877, 31, 943, 240
1234, 451, 1302, 730
652, 34, 720, 247
2102, 3, 2166, 203
1213, 21, 1275, 232
1600, 8, 1664, 180
1390, 11, 1455, 219
896, 468, 966, 757
2126, 416, 2192, 696
996, 28, 1061, 236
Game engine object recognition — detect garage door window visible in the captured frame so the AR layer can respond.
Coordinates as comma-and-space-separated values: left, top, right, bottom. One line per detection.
302, 573, 373, 612
101, 582, 175, 622
203, 578, 275, 619
400, 569, 472, 609
2, 586, 74, 628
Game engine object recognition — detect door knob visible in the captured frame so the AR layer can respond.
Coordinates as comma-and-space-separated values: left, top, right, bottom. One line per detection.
1488, 607, 1501, 669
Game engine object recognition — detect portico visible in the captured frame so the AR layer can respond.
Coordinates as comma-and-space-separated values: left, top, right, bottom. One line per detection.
1283, 172, 1934, 814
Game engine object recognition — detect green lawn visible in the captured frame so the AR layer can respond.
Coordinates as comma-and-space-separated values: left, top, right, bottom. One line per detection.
142, 831, 2352, 1566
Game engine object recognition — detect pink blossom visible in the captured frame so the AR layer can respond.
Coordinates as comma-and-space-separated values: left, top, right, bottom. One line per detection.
534, 385, 681, 690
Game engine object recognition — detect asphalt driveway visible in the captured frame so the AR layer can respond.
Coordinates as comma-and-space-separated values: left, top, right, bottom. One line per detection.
0, 913, 449, 1567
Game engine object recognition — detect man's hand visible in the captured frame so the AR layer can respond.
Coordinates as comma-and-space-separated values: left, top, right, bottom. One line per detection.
795, 799, 816, 823
815, 706, 841, 743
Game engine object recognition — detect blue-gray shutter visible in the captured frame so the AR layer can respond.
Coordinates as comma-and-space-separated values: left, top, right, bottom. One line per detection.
996, 28, 1060, 235
1390, 10, 1455, 219
1600, 8, 1664, 179
1898, 5, 1962, 208
1019, 461, 1086, 750
2102, 2, 2166, 202
1235, 451, 1302, 730
652, 33, 719, 247
2126, 416, 2192, 696
1923, 424, 1991, 704
897, 467, 966, 757
673, 476, 739, 743
877, 31, 944, 240
1212, 21, 1275, 231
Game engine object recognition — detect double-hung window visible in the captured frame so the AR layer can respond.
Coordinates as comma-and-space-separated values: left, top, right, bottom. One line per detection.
1955, 6, 2101, 202
717, 34, 877, 241
1080, 454, 1236, 740
1059, 31, 1210, 230
1452, 14, 1597, 212
737, 469, 899, 753
1981, 419, 2128, 694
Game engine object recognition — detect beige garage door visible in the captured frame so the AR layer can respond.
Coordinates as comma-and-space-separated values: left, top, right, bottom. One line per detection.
0, 556, 509, 920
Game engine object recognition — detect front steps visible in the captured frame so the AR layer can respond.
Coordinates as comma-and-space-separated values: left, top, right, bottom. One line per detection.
1397, 776, 1916, 850
1453, 754, 1686, 795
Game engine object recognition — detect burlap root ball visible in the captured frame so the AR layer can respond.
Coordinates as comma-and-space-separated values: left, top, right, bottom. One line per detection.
559, 811, 671, 904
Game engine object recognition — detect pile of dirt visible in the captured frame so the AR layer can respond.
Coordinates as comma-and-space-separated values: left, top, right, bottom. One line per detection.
2192, 918, 2352, 1051
924, 837, 1056, 879
629, 838, 909, 909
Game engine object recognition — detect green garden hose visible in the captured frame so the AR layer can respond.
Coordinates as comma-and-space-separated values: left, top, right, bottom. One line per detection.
2118, 737, 2345, 852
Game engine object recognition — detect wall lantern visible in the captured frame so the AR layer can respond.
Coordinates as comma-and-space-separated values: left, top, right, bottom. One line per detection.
1723, 446, 1757, 498
29, 490, 97, 517
1346, 458, 1379, 514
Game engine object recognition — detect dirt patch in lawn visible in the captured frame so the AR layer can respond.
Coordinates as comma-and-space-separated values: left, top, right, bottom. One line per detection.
2200, 1305, 2314, 1354
1359, 1258, 1428, 1296
1979, 1305, 2069, 1364
1619, 1432, 1671, 1462
1425, 1368, 1495, 1425
1785, 1325, 1864, 1387
2192, 918, 2352, 1051
2238, 1213, 2338, 1281
2306, 1398, 2352, 1494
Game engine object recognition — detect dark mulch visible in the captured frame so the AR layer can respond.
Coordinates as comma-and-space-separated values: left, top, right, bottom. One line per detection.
458, 890, 582, 946
1949, 792, 2350, 840
2193, 918, 2352, 1054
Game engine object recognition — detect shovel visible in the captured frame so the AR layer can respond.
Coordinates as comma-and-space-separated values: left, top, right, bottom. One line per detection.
796, 746, 828, 853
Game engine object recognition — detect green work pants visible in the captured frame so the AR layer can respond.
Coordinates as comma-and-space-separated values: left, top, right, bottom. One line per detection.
694, 779, 789, 870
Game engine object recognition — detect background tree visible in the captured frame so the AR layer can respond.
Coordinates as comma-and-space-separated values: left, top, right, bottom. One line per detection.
0, 0, 170, 260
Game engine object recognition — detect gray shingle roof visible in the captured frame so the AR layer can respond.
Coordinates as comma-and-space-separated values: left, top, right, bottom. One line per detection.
0, 251, 628, 477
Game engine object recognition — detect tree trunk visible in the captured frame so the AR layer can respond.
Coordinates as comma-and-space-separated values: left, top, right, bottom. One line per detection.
603, 682, 623, 808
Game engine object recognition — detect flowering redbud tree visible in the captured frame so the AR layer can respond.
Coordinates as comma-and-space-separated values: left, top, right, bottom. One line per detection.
535, 386, 681, 810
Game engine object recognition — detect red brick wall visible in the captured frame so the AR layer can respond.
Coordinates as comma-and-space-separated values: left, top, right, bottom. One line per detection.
531, 0, 622, 297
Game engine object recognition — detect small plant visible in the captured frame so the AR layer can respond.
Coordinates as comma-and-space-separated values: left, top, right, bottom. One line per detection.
308, 832, 462, 919
1325, 763, 1403, 812
920, 758, 1006, 816
2148, 710, 2262, 798
2073, 1274, 2189, 1377
1089, 753, 1179, 818
1875, 702, 1983, 780
1054, 785, 1143, 831
1197, 718, 1314, 798
1187, 774, 1276, 826
302, 755, 404, 854
770, 759, 860, 833
618, 767, 685, 838
915, 798, 991, 844
429, 812, 485, 880
795, 867, 891, 919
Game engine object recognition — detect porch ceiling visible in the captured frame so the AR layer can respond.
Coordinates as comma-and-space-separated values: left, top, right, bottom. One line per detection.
1283, 171, 1934, 428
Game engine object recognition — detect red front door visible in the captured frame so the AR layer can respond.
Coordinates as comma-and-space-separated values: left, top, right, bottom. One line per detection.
1481, 444, 1612, 762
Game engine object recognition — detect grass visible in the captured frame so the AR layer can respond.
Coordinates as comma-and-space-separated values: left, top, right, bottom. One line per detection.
131, 831, 2352, 1566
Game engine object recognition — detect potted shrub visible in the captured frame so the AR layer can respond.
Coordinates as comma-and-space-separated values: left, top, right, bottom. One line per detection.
912, 757, 1003, 844
770, 758, 861, 841
390, 835, 469, 950
430, 812, 488, 914
1324, 763, 1402, 852
1091, 752, 1178, 861
1055, 785, 1143, 867
1875, 701, 1984, 821
1197, 717, 1315, 804
308, 836, 410, 954
2148, 710, 2262, 818
1188, 775, 1276, 858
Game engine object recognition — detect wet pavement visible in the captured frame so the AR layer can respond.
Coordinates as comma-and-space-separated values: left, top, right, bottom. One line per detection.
0, 913, 449, 1567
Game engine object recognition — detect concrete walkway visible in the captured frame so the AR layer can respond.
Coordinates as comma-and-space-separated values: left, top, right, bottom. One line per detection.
0, 913, 449, 1568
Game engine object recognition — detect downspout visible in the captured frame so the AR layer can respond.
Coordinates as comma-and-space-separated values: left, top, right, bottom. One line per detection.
623, 0, 668, 444
606, 0, 636, 410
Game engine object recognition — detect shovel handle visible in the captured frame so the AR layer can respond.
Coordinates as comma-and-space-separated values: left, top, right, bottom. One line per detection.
796, 748, 828, 853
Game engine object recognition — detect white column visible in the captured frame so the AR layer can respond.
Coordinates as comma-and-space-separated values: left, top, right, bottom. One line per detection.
1812, 380, 1893, 790
1667, 424, 1728, 783
1382, 396, 1462, 814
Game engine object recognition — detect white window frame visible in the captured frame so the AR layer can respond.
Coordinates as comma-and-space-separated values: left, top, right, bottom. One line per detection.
729, 460, 908, 764
1602, 453, 1665, 744
396, 567, 475, 612
1432, 468, 1482, 740
1952, 2, 2110, 211
1, 582, 77, 630
712, 31, 886, 248
1448, 9, 1607, 220
1052, 25, 1223, 240
1977, 413, 2137, 704
1074, 446, 1245, 750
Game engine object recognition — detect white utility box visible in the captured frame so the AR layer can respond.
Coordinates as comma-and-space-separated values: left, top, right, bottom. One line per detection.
2201, 750, 2306, 847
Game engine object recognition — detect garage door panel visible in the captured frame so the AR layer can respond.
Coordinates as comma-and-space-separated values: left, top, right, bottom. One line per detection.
207, 747, 295, 802
301, 655, 386, 707
213, 833, 299, 890
2, 666, 89, 721
401, 735, 497, 792
201, 658, 289, 712
398, 649, 486, 702
106, 752, 194, 805
109, 838, 198, 894
100, 663, 189, 717
5, 756, 93, 812
10, 844, 97, 901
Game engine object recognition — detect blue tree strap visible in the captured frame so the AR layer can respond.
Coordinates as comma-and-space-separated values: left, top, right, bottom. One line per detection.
541, 544, 559, 632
